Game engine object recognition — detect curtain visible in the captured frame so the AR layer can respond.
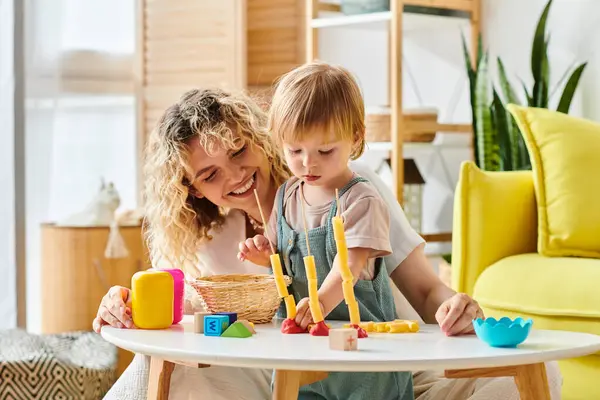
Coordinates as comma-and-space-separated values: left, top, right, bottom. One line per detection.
25, 0, 137, 333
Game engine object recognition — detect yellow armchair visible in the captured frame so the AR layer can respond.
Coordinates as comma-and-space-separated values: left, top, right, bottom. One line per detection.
452, 160, 600, 400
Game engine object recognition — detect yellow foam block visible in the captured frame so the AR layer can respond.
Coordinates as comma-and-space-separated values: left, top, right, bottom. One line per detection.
387, 322, 410, 333
342, 280, 355, 304
359, 321, 375, 332
394, 319, 420, 332
332, 216, 345, 241
348, 301, 361, 325
304, 256, 317, 280
284, 295, 297, 319
131, 270, 174, 329
375, 322, 388, 333
308, 296, 324, 323
269, 254, 288, 298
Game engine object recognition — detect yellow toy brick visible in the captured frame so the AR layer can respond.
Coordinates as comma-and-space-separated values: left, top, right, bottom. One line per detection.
131, 270, 174, 329
387, 322, 410, 333
375, 322, 388, 333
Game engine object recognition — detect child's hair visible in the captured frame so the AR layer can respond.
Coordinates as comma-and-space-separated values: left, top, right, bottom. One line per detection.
269, 61, 366, 159
143, 88, 290, 271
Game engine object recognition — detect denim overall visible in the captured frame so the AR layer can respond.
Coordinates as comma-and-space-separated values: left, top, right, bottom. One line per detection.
274, 176, 414, 400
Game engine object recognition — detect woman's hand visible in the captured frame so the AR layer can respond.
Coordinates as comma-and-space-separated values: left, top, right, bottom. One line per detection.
435, 293, 484, 336
237, 235, 272, 267
92, 286, 135, 333
294, 297, 325, 330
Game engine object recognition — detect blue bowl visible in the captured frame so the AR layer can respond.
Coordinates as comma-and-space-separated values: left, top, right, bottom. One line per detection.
473, 317, 533, 348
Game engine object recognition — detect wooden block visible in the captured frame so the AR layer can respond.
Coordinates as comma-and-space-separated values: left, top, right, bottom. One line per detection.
215, 312, 237, 325
194, 312, 212, 334
237, 319, 256, 334
329, 328, 358, 351
204, 315, 229, 336
221, 321, 252, 338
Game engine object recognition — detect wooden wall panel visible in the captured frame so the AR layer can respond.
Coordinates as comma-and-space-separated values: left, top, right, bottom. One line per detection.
247, 0, 305, 87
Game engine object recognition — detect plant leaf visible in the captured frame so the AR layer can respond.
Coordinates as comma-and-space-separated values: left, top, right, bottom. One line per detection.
475, 53, 499, 171
462, 33, 479, 165
520, 79, 533, 106
492, 89, 512, 171
557, 62, 587, 113
531, 0, 553, 83
497, 58, 520, 105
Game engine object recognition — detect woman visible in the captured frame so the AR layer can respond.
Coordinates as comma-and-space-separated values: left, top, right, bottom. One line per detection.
95, 88, 561, 400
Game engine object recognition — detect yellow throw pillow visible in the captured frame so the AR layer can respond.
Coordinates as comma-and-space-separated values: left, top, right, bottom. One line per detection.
507, 105, 600, 258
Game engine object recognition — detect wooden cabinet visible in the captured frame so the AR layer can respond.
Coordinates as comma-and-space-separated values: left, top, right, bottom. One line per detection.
41, 223, 150, 376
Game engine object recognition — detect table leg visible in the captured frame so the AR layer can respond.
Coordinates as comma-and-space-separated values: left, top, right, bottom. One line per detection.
514, 363, 551, 400
273, 370, 329, 400
147, 358, 175, 400
445, 363, 551, 400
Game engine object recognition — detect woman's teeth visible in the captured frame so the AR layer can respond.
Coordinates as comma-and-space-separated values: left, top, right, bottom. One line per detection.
232, 175, 255, 195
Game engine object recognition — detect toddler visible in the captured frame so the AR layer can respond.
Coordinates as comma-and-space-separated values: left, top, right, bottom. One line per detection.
238, 61, 413, 400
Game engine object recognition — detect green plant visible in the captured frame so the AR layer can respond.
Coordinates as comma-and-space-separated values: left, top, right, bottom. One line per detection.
463, 0, 587, 171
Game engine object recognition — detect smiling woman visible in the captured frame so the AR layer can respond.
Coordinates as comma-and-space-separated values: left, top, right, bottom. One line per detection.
96, 84, 561, 400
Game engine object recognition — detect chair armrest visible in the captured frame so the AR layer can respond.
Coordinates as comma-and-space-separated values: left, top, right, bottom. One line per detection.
451, 161, 538, 295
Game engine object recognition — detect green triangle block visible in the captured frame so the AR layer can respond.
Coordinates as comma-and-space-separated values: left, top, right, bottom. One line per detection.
221, 321, 252, 338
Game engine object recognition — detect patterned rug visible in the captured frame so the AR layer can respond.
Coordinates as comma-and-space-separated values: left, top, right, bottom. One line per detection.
0, 329, 117, 399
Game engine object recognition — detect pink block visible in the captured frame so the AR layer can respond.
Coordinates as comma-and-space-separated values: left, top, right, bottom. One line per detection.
163, 268, 185, 324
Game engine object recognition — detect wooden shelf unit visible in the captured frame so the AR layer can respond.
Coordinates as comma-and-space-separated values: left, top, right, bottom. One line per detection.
306, 0, 480, 204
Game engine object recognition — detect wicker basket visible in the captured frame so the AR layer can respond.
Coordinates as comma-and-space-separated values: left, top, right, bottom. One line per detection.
189, 274, 291, 324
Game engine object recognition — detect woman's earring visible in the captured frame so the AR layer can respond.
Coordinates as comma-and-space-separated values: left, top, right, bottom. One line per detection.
189, 186, 204, 199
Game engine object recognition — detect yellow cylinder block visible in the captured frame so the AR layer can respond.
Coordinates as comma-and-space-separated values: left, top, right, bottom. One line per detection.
131, 270, 174, 329
332, 216, 345, 241
348, 300, 361, 325
304, 256, 317, 280
388, 322, 410, 333
309, 297, 324, 323
342, 280, 355, 303
269, 254, 289, 298
284, 295, 297, 319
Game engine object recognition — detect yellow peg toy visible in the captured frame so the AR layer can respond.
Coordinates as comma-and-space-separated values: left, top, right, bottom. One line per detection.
253, 190, 305, 334
332, 189, 368, 338
300, 189, 329, 336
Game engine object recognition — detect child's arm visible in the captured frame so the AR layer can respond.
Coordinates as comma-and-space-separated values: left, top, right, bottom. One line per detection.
318, 248, 370, 315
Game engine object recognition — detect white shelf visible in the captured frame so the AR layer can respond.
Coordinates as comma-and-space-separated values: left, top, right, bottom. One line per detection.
311, 11, 469, 31
311, 11, 390, 28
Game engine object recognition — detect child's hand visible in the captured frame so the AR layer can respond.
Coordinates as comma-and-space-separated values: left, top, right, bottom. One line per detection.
237, 235, 272, 267
294, 297, 325, 330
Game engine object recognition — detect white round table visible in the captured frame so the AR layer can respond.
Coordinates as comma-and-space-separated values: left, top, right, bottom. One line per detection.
102, 316, 600, 400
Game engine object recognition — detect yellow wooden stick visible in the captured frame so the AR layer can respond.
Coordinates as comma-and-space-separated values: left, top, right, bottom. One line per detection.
332, 188, 361, 326
300, 185, 323, 323
253, 189, 297, 319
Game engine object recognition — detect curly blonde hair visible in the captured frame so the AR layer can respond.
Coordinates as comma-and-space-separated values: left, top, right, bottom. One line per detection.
143, 88, 290, 270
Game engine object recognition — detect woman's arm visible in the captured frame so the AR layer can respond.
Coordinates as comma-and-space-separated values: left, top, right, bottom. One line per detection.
390, 243, 484, 335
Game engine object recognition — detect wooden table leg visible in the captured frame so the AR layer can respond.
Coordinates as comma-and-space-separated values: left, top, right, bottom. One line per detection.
445, 363, 551, 400
147, 358, 175, 400
273, 370, 329, 400
514, 363, 551, 400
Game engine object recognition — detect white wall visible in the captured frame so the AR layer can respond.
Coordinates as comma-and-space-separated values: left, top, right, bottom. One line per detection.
0, 0, 18, 330
321, 0, 599, 255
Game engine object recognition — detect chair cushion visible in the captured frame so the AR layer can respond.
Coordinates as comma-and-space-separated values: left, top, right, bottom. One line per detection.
474, 253, 600, 319
508, 105, 600, 258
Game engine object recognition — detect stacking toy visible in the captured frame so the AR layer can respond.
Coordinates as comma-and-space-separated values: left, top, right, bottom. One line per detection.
162, 268, 185, 324
131, 270, 174, 329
